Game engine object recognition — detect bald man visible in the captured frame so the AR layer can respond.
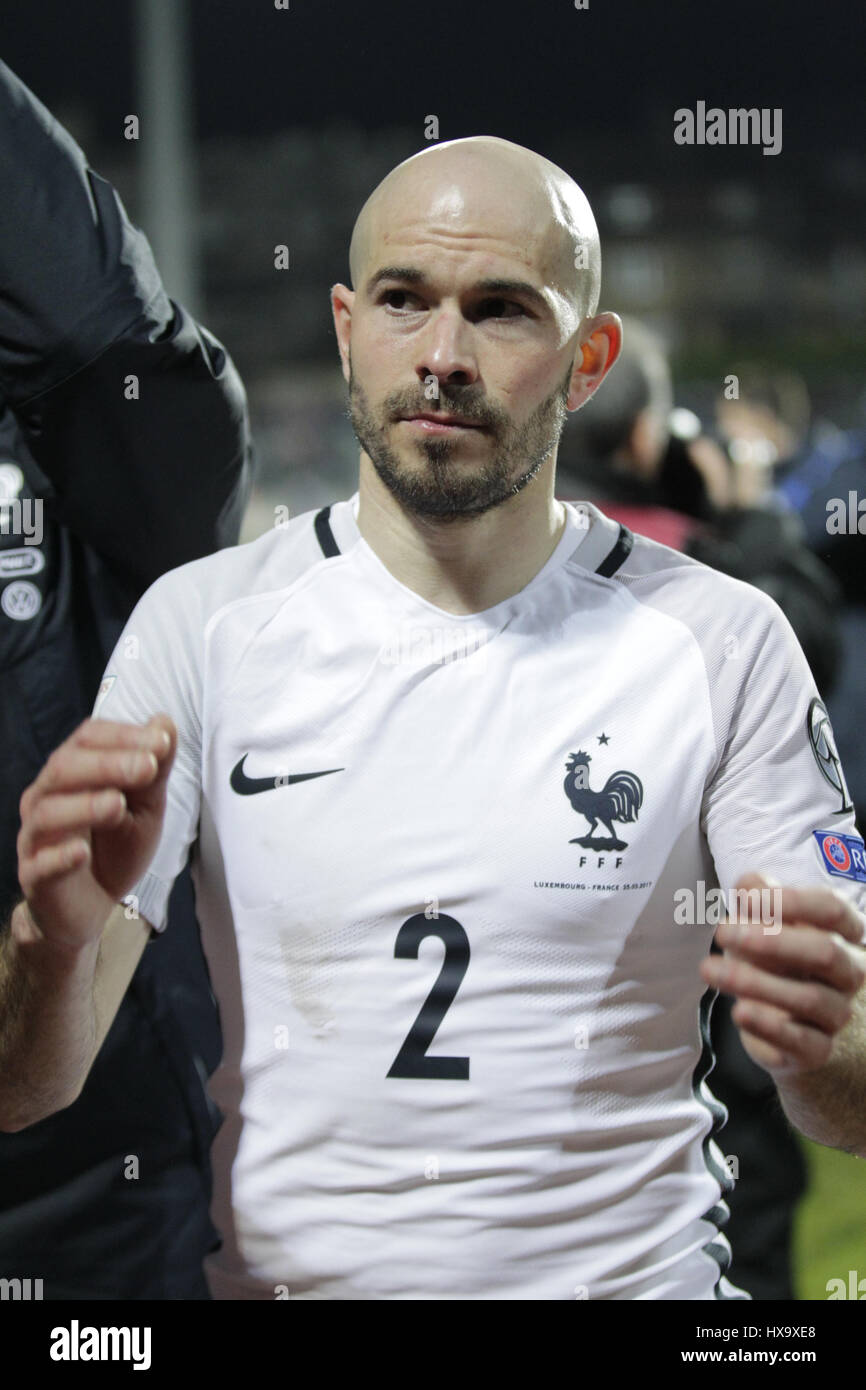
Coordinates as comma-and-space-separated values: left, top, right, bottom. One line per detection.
2, 137, 866, 1301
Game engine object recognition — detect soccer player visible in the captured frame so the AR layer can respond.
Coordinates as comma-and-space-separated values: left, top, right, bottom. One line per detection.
3, 137, 865, 1300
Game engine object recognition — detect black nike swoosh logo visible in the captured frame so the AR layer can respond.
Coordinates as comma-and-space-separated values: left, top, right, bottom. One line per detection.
230, 755, 344, 796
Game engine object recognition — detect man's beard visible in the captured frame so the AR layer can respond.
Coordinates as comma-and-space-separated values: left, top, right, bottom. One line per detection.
346, 360, 572, 521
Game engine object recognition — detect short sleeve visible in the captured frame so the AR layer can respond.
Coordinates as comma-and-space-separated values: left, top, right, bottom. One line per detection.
702, 590, 866, 932
91, 569, 202, 932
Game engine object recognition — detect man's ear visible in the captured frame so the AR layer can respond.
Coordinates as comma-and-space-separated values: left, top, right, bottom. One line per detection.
566, 312, 622, 411
331, 283, 355, 384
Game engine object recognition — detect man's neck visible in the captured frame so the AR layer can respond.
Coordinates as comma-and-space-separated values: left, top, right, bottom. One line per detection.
355, 455, 568, 616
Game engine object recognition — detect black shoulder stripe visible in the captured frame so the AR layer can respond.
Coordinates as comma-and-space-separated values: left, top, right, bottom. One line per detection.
595, 523, 634, 578
314, 505, 341, 558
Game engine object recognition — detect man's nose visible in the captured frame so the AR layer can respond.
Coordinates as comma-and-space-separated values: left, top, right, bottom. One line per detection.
415, 309, 479, 389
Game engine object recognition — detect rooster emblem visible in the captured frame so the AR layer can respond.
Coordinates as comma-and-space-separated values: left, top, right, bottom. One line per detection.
563, 750, 644, 850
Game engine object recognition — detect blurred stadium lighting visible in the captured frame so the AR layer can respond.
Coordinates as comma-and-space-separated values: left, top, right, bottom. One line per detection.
604, 184, 655, 232
669, 407, 702, 440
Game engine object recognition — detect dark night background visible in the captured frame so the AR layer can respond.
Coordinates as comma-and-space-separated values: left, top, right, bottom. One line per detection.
1, 1, 862, 159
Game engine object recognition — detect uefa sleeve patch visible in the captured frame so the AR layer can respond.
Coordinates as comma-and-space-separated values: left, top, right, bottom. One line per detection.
813, 831, 866, 883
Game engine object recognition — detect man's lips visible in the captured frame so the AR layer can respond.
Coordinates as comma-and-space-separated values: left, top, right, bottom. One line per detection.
398, 412, 487, 432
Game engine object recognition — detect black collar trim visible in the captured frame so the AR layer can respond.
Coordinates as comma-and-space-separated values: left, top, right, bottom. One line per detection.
314, 506, 635, 580
595, 523, 634, 578
314, 505, 340, 558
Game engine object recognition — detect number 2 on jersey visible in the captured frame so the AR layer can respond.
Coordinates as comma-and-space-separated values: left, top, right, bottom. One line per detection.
387, 913, 470, 1080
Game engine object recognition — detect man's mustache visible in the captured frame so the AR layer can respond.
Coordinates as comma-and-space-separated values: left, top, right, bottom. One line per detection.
385, 392, 502, 430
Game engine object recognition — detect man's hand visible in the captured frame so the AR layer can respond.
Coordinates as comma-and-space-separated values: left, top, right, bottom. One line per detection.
1, 715, 172, 1129
16, 715, 176, 953
699, 872, 866, 1078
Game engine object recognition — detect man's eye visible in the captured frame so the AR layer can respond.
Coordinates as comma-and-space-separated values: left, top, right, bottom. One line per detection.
477, 298, 524, 319
381, 290, 423, 311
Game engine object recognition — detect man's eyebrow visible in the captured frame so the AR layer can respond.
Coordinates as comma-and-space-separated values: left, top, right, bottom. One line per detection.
365, 266, 426, 294
473, 278, 549, 311
365, 266, 549, 311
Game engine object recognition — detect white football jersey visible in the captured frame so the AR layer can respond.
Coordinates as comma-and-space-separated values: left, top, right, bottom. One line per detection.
94, 494, 866, 1300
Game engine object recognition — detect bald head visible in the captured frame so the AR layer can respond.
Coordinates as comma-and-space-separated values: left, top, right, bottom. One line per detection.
348, 136, 601, 322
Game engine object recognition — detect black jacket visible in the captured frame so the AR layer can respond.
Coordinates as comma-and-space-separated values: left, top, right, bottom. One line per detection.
0, 60, 252, 1297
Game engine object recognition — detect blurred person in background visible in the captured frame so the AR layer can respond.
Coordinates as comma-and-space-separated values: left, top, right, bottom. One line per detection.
557, 319, 847, 1301
716, 365, 866, 827
557, 320, 842, 698
0, 60, 252, 1297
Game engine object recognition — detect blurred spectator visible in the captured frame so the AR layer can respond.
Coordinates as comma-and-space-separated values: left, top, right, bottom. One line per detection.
559, 320, 843, 697
716, 364, 866, 825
